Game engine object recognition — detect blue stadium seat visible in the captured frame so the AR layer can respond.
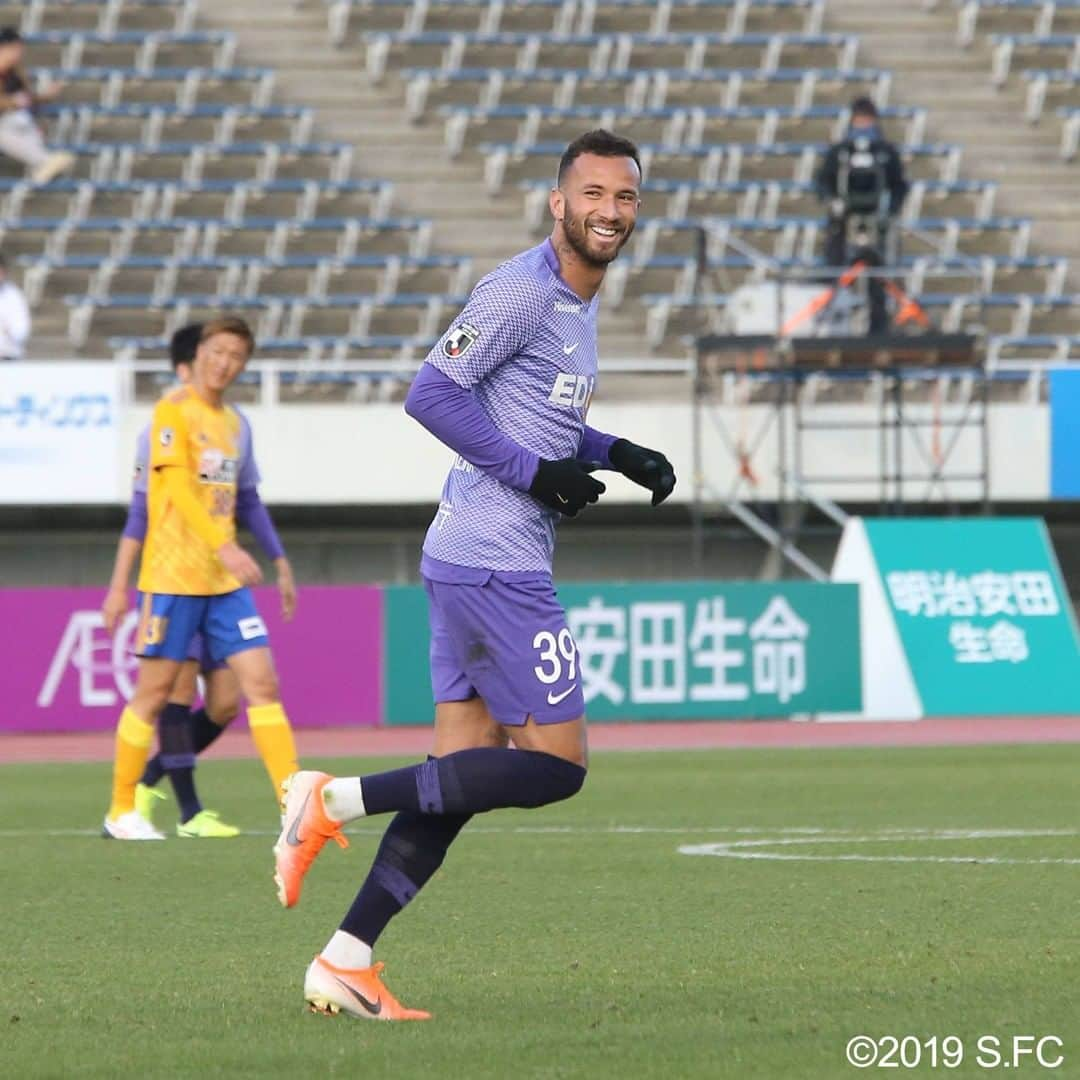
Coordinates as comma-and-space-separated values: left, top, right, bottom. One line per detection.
1056, 106, 1080, 156
31, 141, 357, 184
18, 29, 237, 70
400, 64, 890, 119
989, 33, 1080, 84
72, 290, 464, 343
1022, 68, 1080, 121
109, 332, 440, 362
1, 215, 432, 263
0, 179, 395, 227
517, 176, 997, 229
327, 0, 579, 43
362, 30, 860, 83
477, 139, 963, 193
18, 251, 473, 306
986, 334, 1080, 367
576, 0, 826, 36
441, 102, 926, 156
325, 0, 826, 44
15, 0, 198, 35
43, 103, 314, 146
956, 1, 1080, 48
32, 66, 276, 109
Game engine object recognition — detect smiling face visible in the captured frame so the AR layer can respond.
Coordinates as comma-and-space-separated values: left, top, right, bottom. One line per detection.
550, 151, 641, 269
193, 331, 250, 397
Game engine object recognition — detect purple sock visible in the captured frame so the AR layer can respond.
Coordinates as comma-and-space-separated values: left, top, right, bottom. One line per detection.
140, 750, 166, 789
341, 809, 471, 947
360, 747, 586, 817
159, 702, 201, 823
189, 707, 225, 754
141, 707, 224, 789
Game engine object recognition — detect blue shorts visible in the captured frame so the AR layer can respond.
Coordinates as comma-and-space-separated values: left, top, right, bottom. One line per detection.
136, 588, 269, 666
424, 573, 585, 727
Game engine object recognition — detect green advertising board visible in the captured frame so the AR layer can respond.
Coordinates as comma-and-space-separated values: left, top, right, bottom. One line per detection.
384, 581, 862, 725
861, 518, 1080, 716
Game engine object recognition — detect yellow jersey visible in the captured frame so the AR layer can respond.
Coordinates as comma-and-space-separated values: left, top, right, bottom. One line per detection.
138, 385, 242, 596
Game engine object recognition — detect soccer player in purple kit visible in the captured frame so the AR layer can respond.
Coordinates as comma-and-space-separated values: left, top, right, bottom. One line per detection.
273, 130, 676, 1020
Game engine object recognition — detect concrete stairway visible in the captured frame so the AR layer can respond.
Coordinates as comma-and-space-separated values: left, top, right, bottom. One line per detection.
823, 0, 1079, 269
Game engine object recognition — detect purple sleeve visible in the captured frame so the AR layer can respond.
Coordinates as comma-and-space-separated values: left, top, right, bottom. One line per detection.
235, 486, 285, 561
122, 489, 148, 542
577, 424, 617, 469
235, 409, 261, 489
405, 363, 539, 492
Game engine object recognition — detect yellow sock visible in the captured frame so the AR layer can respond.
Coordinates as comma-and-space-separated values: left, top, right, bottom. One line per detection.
108, 706, 155, 820
248, 701, 299, 802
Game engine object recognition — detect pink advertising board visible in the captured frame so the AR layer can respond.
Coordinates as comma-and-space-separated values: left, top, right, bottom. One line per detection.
0, 586, 383, 732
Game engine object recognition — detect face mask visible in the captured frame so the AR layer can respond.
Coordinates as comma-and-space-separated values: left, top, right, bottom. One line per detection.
851, 123, 881, 142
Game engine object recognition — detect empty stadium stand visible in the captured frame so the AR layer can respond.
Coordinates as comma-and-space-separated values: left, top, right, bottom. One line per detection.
0, 0, 1074, 365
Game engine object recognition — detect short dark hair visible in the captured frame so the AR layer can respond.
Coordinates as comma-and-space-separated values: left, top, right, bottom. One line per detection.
557, 129, 642, 187
169, 323, 203, 370
200, 314, 256, 356
850, 96, 879, 120
0, 27, 22, 45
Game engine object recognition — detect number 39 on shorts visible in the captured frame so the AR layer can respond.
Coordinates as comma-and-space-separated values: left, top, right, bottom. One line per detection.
532, 628, 577, 685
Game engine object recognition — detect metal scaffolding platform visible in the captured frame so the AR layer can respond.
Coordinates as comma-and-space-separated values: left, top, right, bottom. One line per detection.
690, 331, 988, 580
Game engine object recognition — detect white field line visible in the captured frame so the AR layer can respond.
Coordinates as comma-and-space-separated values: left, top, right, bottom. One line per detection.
680, 828, 1080, 865
2, 823, 1079, 861
0, 824, 837, 839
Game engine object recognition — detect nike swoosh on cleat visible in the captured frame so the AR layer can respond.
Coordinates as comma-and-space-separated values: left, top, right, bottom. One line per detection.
556, 493, 569, 504
335, 977, 382, 1016
563, 343, 579, 355
285, 792, 311, 847
547, 685, 577, 706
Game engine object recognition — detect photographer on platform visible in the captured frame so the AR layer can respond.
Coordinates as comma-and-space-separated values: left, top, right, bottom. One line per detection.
815, 97, 909, 334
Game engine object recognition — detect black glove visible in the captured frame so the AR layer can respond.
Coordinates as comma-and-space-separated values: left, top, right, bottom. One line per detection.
529, 458, 606, 517
609, 439, 676, 506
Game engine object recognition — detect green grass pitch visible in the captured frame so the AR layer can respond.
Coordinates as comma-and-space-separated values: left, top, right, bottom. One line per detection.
2, 744, 1078, 1079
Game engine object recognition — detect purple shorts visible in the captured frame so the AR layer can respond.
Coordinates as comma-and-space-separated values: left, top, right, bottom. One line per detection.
186, 633, 227, 673
424, 572, 585, 726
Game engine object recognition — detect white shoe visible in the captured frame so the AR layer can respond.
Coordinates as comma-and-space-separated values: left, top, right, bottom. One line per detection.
31, 150, 75, 185
102, 811, 166, 840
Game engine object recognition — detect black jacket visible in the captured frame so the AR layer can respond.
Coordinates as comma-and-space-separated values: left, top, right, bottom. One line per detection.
815, 134, 909, 215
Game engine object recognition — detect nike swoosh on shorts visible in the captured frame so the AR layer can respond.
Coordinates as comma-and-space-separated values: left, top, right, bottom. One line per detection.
547, 685, 577, 706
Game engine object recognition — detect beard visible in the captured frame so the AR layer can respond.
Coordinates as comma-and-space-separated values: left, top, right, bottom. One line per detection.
561, 206, 633, 267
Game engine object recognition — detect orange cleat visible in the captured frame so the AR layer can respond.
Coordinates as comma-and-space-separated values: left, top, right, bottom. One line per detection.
304, 956, 432, 1021
273, 771, 349, 908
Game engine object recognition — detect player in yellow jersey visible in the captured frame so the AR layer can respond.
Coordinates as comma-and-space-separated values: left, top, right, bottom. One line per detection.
103, 316, 301, 840
102, 324, 299, 838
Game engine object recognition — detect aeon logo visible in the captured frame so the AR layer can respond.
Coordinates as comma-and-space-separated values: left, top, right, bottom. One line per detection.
37, 610, 140, 708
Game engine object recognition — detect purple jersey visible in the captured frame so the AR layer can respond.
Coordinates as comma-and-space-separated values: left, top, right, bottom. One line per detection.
421, 240, 600, 573
132, 405, 257, 494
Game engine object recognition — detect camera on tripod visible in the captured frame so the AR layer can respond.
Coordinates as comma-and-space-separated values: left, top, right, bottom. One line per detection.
832, 132, 897, 266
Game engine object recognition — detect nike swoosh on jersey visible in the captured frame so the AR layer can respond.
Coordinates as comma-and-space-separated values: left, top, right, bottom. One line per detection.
563, 343, 579, 355
285, 792, 311, 847
335, 977, 382, 1016
547, 685, 578, 706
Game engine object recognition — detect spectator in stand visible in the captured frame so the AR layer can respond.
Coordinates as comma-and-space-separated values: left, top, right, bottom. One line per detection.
0, 26, 74, 185
0, 253, 30, 360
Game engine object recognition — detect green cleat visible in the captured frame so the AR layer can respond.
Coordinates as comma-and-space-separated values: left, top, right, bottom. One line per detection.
177, 810, 240, 839
134, 783, 167, 826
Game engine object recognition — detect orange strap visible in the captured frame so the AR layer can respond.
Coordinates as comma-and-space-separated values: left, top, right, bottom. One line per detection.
780, 261, 867, 336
